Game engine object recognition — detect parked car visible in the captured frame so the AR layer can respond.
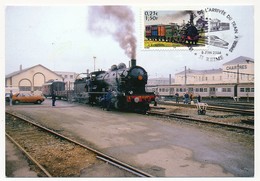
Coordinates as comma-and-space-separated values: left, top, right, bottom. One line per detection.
12, 93, 45, 104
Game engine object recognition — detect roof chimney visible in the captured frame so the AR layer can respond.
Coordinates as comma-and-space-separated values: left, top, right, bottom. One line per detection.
20, 65, 22, 71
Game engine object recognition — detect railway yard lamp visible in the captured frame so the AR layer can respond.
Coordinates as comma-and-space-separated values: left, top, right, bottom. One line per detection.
93, 56, 96, 72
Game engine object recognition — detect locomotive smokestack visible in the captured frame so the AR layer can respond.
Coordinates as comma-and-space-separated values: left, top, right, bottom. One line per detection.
190, 12, 194, 25
131, 59, 136, 67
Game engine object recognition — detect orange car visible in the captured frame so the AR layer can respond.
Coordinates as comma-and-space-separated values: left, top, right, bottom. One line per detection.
12, 93, 45, 104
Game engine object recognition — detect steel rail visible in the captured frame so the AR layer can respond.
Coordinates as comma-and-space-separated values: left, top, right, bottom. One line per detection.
147, 110, 254, 132
156, 101, 254, 116
6, 111, 153, 177
6, 133, 52, 177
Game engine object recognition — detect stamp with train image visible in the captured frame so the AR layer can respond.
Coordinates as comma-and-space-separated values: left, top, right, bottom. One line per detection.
142, 9, 208, 50
142, 7, 241, 62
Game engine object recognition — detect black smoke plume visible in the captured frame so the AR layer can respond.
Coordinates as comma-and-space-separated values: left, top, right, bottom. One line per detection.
88, 6, 137, 59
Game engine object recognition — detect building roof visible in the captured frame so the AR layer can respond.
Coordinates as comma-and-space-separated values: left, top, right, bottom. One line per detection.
175, 56, 254, 76
176, 68, 223, 75
223, 56, 254, 65
5, 64, 62, 79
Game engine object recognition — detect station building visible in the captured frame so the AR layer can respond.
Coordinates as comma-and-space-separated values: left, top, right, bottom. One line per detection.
5, 64, 77, 94
148, 76, 175, 85
174, 56, 254, 85
147, 56, 254, 99
54, 71, 78, 90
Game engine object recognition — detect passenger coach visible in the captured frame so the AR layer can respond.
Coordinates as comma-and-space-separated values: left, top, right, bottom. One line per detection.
146, 83, 254, 99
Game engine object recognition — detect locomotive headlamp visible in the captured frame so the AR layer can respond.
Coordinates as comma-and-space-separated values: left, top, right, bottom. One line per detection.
138, 75, 143, 80
134, 97, 140, 103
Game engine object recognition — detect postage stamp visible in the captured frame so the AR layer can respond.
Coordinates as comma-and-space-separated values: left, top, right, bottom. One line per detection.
141, 6, 240, 62
141, 8, 209, 50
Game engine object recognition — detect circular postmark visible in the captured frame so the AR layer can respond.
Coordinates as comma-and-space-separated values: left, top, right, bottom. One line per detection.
190, 7, 239, 62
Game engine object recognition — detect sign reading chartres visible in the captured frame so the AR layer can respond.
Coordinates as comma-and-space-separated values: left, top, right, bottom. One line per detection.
226, 65, 247, 70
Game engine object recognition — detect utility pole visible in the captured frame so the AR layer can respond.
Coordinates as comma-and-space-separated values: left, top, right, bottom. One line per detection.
93, 56, 96, 71
184, 66, 187, 85
237, 64, 239, 84
234, 64, 239, 101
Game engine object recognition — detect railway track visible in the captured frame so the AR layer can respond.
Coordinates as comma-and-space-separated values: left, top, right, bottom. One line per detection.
157, 101, 254, 116
5, 112, 153, 177
147, 109, 254, 133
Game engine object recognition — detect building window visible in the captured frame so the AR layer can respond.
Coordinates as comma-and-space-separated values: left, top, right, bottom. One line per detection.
204, 88, 207, 92
19, 86, 31, 91
70, 75, 73, 79
251, 88, 254, 92
222, 88, 231, 92
240, 88, 245, 92
65, 75, 68, 78
195, 88, 199, 92
246, 88, 250, 92
200, 88, 203, 92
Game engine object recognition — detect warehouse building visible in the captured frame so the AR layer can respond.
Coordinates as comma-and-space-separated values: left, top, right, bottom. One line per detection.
5, 64, 63, 94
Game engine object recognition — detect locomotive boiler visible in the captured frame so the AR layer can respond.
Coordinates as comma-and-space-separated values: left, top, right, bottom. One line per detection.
83, 59, 156, 112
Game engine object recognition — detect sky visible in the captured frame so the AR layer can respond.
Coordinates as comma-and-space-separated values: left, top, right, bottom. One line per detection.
5, 5, 254, 79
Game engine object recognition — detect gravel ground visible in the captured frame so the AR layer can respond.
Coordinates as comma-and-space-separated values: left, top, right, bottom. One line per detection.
5, 99, 254, 177
152, 104, 254, 126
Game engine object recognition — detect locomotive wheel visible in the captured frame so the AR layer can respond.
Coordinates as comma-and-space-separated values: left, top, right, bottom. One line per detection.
114, 100, 125, 110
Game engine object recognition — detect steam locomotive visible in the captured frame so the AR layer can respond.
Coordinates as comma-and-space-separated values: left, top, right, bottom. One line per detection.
42, 59, 157, 112
145, 23, 200, 44
145, 12, 200, 45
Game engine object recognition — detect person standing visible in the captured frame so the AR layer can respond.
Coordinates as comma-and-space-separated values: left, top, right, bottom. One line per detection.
197, 94, 201, 102
52, 91, 56, 106
175, 92, 179, 103
105, 89, 112, 111
184, 92, 189, 104
190, 93, 194, 104
9, 90, 13, 106
190, 93, 193, 102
